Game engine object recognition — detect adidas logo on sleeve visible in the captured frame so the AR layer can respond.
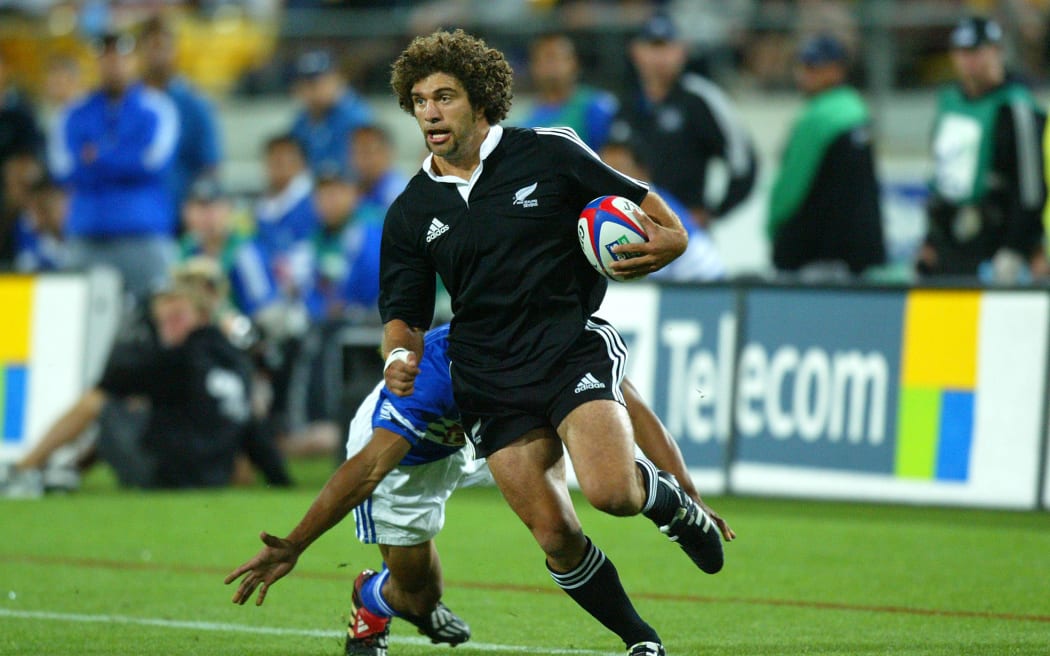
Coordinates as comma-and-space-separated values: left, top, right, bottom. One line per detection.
426, 217, 450, 243
574, 372, 606, 394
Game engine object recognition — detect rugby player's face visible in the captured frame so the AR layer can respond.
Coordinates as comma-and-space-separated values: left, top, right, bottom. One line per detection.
411, 73, 485, 163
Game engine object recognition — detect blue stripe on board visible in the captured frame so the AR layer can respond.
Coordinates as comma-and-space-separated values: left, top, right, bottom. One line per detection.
935, 390, 974, 482
3, 366, 27, 442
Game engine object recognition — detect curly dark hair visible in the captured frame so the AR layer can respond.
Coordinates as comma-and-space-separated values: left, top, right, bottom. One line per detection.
390, 29, 514, 125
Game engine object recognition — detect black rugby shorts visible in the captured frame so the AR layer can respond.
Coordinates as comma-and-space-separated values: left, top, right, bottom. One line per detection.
451, 316, 628, 457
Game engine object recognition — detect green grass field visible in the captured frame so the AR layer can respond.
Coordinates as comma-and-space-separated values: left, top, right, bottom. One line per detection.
2, 458, 1049, 656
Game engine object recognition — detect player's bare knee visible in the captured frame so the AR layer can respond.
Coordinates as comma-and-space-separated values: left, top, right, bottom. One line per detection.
530, 519, 585, 563
591, 493, 641, 517
533, 527, 581, 556
579, 480, 641, 517
541, 535, 588, 572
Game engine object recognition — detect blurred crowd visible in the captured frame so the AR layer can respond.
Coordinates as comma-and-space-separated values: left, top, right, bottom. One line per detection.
4, 2, 1050, 95
1, 0, 1049, 493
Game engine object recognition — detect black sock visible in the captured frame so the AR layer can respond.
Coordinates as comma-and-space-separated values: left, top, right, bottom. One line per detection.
547, 537, 660, 647
636, 458, 680, 526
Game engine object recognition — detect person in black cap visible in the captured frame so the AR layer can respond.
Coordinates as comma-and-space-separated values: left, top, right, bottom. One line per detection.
96, 30, 136, 57
289, 50, 375, 177
610, 11, 757, 230
766, 32, 886, 278
918, 15, 1047, 282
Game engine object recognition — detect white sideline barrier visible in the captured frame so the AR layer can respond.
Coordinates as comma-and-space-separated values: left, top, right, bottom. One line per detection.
1044, 418, 1050, 510
600, 283, 1050, 510
9, 271, 1045, 510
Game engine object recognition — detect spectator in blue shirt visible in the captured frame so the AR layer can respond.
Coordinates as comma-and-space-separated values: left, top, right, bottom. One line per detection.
49, 31, 180, 300
303, 169, 381, 324
278, 169, 382, 457
290, 50, 374, 177
3, 150, 42, 268
349, 124, 408, 226
180, 178, 278, 319
139, 15, 223, 215
253, 134, 318, 294
520, 32, 618, 151
14, 175, 68, 272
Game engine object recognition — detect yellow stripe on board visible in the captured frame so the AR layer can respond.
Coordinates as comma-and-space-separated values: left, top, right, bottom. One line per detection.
0, 276, 34, 362
901, 290, 980, 388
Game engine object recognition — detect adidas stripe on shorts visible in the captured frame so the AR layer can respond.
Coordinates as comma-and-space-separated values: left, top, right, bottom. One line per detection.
451, 315, 628, 458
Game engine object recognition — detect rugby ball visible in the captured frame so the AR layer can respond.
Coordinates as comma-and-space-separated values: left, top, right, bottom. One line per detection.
577, 195, 649, 281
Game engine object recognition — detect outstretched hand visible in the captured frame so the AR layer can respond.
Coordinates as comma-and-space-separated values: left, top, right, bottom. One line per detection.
224, 531, 301, 606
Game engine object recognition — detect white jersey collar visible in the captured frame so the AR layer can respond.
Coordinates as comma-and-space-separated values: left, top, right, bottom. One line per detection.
422, 125, 503, 203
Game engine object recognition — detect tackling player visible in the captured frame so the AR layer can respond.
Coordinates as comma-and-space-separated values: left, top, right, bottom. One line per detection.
224, 324, 734, 655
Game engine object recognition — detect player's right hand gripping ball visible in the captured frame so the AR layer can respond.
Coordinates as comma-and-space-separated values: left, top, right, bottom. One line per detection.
577, 195, 649, 281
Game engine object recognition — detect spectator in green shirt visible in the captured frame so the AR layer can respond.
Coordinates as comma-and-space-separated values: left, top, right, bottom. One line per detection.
767, 33, 886, 278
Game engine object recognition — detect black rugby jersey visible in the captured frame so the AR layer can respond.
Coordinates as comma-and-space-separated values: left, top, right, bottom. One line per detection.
380, 126, 648, 386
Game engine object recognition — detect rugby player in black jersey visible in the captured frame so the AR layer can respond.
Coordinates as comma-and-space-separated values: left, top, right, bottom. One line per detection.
377, 30, 731, 656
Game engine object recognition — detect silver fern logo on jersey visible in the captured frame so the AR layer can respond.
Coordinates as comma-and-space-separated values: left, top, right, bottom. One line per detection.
512, 182, 539, 208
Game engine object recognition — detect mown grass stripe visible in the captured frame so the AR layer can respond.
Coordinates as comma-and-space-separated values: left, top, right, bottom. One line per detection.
5, 552, 1049, 624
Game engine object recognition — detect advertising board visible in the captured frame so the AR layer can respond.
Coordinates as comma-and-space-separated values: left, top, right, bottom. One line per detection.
730, 289, 1048, 509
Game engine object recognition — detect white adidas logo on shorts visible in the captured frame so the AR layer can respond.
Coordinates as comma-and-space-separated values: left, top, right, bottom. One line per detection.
574, 372, 606, 394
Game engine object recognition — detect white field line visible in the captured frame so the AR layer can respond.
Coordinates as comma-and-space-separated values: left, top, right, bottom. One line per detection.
0, 607, 618, 655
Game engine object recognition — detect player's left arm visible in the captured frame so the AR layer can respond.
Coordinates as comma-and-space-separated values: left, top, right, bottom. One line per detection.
621, 378, 736, 541
224, 428, 411, 606
609, 189, 689, 280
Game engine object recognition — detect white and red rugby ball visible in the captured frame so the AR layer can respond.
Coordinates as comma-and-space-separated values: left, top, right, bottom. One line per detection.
577, 195, 649, 281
